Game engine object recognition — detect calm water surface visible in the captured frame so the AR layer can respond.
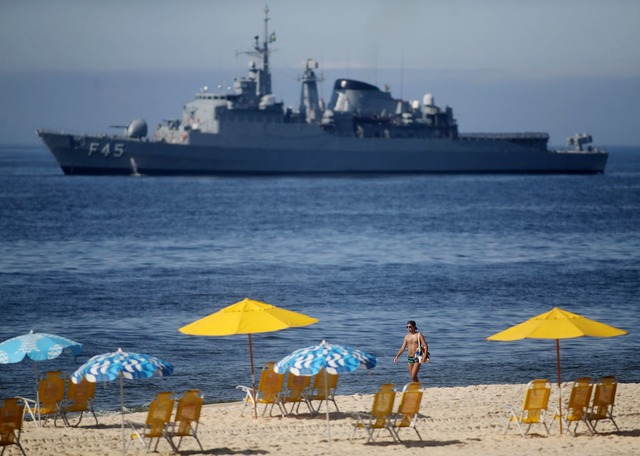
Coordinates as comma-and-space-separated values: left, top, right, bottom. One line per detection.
1, 146, 639, 411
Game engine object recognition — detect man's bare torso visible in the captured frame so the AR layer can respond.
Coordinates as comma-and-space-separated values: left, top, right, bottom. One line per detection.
405, 332, 420, 356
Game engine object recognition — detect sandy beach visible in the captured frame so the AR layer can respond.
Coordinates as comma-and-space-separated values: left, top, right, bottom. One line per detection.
7, 382, 639, 456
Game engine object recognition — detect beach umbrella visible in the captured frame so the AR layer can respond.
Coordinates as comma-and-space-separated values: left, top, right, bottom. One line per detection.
179, 298, 319, 418
274, 340, 377, 442
71, 348, 174, 456
0, 330, 83, 421
487, 307, 628, 433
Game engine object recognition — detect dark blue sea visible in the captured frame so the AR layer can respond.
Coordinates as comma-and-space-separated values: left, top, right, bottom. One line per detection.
1, 146, 639, 412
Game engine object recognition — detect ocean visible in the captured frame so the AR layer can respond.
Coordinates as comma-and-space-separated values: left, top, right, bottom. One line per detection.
1, 146, 638, 412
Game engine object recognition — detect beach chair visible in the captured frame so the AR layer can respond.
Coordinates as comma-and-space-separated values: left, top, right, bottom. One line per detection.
166, 390, 204, 451
280, 372, 313, 415
504, 379, 551, 437
126, 391, 175, 453
350, 383, 398, 442
61, 377, 98, 427
236, 362, 286, 417
552, 377, 593, 435
19, 370, 66, 427
0, 398, 27, 456
391, 382, 424, 441
587, 376, 620, 432
306, 368, 339, 413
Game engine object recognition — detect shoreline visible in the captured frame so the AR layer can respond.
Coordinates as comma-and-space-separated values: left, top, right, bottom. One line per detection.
10, 382, 639, 456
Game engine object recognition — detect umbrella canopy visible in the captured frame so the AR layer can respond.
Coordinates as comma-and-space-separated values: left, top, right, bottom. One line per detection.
274, 340, 377, 442
274, 339, 377, 376
0, 330, 82, 363
178, 298, 319, 336
179, 298, 319, 418
487, 306, 628, 433
486, 307, 628, 341
71, 348, 173, 456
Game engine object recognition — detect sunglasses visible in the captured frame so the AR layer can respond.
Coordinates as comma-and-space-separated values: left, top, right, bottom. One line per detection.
406, 325, 413, 329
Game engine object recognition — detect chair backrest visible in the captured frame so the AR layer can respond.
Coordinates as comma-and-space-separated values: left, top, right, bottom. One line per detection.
521, 379, 551, 422
396, 382, 423, 425
66, 377, 96, 412
566, 377, 593, 419
591, 376, 618, 417
0, 397, 24, 433
371, 384, 396, 426
39, 371, 66, 413
257, 362, 285, 403
146, 392, 175, 438
1, 398, 25, 439
311, 368, 339, 399
285, 373, 311, 401
174, 390, 204, 436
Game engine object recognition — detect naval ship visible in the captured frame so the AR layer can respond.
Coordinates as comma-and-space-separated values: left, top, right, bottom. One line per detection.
37, 8, 608, 176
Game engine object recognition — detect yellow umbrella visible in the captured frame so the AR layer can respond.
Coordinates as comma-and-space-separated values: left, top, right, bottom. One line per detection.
179, 298, 319, 418
487, 306, 628, 433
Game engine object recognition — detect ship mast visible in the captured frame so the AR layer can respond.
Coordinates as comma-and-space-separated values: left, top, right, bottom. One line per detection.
263, 6, 271, 94
249, 5, 272, 97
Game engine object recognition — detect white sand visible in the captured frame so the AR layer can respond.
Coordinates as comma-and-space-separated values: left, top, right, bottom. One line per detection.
9, 382, 640, 456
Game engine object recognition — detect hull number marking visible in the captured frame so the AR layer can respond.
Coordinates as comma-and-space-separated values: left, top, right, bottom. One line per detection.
89, 142, 124, 157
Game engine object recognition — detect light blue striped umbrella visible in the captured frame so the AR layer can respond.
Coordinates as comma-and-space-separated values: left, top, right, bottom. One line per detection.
0, 330, 83, 416
71, 348, 173, 456
0, 330, 82, 364
275, 340, 376, 442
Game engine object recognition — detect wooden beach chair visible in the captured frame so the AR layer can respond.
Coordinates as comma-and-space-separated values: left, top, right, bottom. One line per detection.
553, 377, 593, 435
350, 383, 398, 442
587, 376, 621, 432
19, 370, 66, 427
280, 372, 313, 415
167, 390, 204, 451
236, 362, 286, 417
306, 368, 339, 413
0, 398, 27, 456
391, 382, 424, 441
61, 377, 98, 427
126, 391, 175, 453
504, 379, 551, 437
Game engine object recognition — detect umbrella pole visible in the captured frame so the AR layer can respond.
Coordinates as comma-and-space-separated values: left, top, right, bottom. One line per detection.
249, 334, 258, 419
120, 372, 125, 456
325, 369, 330, 444
34, 361, 41, 426
556, 339, 563, 434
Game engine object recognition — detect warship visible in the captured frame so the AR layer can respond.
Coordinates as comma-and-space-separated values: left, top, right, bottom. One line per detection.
37, 8, 608, 176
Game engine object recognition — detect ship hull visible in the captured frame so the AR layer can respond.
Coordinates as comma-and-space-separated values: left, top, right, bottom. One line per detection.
37, 130, 608, 176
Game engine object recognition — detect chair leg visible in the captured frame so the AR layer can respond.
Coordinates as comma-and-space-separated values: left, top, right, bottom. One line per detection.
504, 410, 517, 435
609, 411, 621, 432
542, 419, 550, 436
510, 417, 526, 437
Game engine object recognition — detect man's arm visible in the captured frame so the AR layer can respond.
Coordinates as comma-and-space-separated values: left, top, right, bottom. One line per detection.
394, 337, 408, 363
419, 333, 429, 362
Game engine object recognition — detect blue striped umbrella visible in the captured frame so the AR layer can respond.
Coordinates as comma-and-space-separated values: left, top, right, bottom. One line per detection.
275, 340, 376, 442
71, 348, 173, 456
274, 340, 377, 376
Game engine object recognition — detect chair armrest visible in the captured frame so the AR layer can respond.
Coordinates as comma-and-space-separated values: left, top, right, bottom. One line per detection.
235, 385, 255, 402
15, 396, 37, 423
